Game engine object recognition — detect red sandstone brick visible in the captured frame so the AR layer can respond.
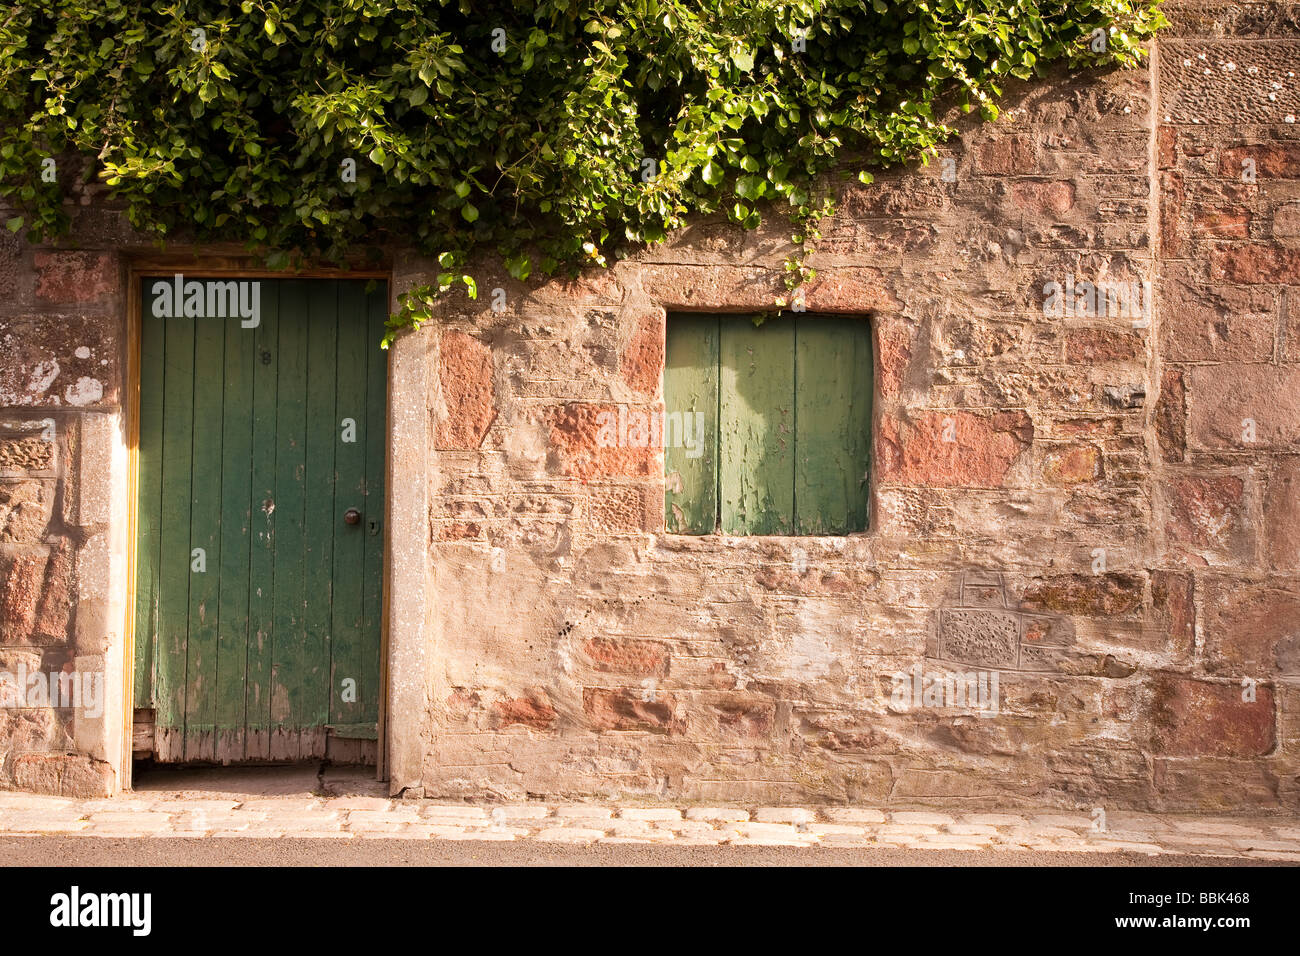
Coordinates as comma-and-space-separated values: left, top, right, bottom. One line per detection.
1150, 570, 1195, 661
975, 136, 1036, 175
875, 316, 913, 400
1155, 370, 1185, 463
1210, 245, 1300, 284
1161, 170, 1184, 258
1042, 444, 1102, 484
1202, 578, 1300, 676
801, 270, 901, 313
0, 548, 46, 643
620, 310, 664, 397
1064, 328, 1144, 364
583, 687, 681, 733
32, 252, 117, 306
436, 330, 497, 449
32, 536, 73, 643
876, 410, 1032, 489
1157, 126, 1176, 170
1149, 674, 1275, 757
547, 404, 657, 480
1165, 475, 1245, 550
1220, 144, 1300, 179
1265, 457, 1300, 571
1192, 210, 1251, 237
583, 637, 669, 677
493, 691, 557, 730
1011, 181, 1075, 216
437, 521, 483, 541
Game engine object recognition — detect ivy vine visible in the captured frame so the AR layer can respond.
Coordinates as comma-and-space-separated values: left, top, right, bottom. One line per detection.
0, 0, 1165, 345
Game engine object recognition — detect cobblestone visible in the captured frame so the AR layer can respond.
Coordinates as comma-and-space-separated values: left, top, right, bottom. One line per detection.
0, 790, 1293, 860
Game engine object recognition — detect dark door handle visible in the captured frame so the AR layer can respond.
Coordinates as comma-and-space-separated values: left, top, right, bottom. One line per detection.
343, 508, 361, 525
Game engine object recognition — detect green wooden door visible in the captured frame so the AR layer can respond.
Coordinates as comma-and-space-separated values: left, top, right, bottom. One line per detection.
134, 277, 387, 763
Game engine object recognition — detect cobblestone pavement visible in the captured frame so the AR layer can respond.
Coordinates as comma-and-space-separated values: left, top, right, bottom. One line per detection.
0, 791, 1297, 861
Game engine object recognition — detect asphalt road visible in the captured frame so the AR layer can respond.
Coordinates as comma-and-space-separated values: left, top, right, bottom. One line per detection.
0, 836, 1278, 866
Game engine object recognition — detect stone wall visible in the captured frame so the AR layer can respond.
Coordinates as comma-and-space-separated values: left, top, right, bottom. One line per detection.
0, 242, 125, 796
0, 1, 1295, 808
401, 3, 1300, 810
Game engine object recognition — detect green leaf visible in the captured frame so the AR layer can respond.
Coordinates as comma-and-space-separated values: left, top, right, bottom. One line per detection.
460, 203, 479, 222
701, 160, 724, 185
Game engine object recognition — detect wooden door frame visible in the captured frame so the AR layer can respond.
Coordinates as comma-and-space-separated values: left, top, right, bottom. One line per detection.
122, 258, 394, 788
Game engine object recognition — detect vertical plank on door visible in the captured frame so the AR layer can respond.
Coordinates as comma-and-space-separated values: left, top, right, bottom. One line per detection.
663, 314, 719, 534
245, 283, 280, 761
301, 282, 339, 758
215, 301, 256, 762
720, 319, 795, 534
154, 309, 195, 761
183, 312, 226, 761
270, 280, 309, 760
330, 281, 369, 731
360, 285, 387, 731
794, 318, 873, 533
134, 286, 165, 709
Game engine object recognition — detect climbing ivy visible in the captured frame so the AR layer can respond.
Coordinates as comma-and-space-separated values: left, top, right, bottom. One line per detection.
0, 0, 1165, 344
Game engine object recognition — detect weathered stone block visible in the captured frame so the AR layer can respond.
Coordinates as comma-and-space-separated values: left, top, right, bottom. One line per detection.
0, 314, 120, 407
492, 690, 557, 731
975, 136, 1038, 175
1202, 577, 1300, 676
1064, 328, 1145, 364
1188, 365, 1300, 448
1165, 474, 1249, 556
33, 251, 118, 308
1020, 573, 1144, 617
1159, 276, 1276, 363
436, 330, 496, 449
582, 687, 682, 734
1211, 245, 1300, 284
1265, 457, 1300, 570
619, 308, 664, 397
0, 480, 54, 543
1149, 570, 1196, 661
1012, 180, 1076, 215
1042, 444, 1103, 484
1220, 143, 1300, 179
9, 751, 114, 797
585, 484, 652, 534
876, 411, 1032, 488
1149, 674, 1275, 757
1155, 369, 1186, 463
547, 404, 657, 480
582, 637, 670, 678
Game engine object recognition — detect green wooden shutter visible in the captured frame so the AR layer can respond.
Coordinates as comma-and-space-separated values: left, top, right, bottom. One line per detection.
794, 317, 873, 534
720, 319, 795, 534
664, 315, 719, 534
664, 313, 871, 535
